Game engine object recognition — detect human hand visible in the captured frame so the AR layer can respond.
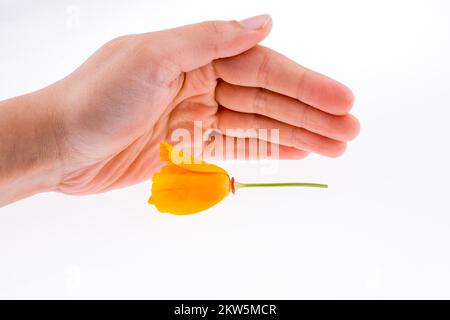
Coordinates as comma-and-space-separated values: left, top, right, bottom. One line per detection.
1, 15, 359, 199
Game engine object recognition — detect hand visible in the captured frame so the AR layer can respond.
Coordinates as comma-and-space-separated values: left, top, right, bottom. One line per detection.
0, 15, 359, 201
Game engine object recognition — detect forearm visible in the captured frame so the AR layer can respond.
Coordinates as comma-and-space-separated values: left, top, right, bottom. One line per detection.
0, 89, 64, 207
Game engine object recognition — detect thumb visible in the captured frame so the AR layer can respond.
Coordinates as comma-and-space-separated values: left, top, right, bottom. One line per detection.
149, 14, 272, 72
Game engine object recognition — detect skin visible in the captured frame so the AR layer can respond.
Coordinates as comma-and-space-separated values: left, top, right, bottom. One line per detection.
0, 14, 359, 207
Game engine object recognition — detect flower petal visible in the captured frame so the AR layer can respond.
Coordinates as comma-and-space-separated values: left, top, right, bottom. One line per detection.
160, 142, 228, 174
149, 170, 231, 215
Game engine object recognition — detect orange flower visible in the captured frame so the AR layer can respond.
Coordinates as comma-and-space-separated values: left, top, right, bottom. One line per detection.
148, 142, 327, 215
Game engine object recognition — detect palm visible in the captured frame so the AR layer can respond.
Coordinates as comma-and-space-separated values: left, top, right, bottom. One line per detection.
58, 57, 219, 194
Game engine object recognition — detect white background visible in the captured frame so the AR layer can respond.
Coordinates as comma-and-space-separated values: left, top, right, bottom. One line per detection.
1, 0, 450, 299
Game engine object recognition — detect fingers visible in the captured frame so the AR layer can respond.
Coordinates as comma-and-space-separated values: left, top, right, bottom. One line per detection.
213, 46, 354, 115
215, 81, 360, 142
202, 134, 309, 160
215, 108, 347, 157
148, 15, 272, 72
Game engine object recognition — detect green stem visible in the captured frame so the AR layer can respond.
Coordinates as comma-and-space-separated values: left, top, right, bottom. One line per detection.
234, 182, 328, 189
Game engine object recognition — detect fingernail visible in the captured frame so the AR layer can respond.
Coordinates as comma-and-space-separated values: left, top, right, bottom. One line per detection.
239, 14, 271, 30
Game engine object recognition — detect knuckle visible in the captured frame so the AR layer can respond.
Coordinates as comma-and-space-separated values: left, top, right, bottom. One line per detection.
257, 51, 271, 88
200, 20, 225, 35
251, 114, 262, 131
296, 69, 309, 101
291, 127, 301, 147
253, 88, 269, 115
296, 105, 308, 128
198, 21, 224, 59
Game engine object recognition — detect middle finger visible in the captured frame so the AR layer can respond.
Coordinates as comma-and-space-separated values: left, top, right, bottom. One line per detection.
215, 80, 359, 142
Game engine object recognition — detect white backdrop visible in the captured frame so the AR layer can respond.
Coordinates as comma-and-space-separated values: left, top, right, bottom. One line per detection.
1, 0, 450, 299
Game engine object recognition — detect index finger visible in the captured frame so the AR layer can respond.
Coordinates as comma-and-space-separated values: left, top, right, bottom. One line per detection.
213, 45, 355, 115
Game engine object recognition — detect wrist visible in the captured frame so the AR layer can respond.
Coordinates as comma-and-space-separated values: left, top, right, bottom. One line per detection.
0, 88, 66, 206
